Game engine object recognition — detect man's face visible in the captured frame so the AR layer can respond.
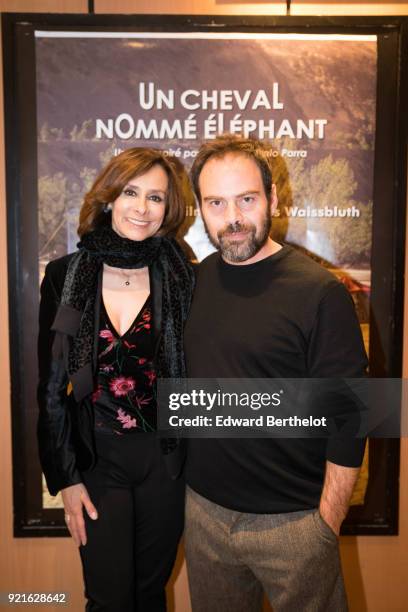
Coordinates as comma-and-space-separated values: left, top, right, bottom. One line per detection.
199, 153, 277, 264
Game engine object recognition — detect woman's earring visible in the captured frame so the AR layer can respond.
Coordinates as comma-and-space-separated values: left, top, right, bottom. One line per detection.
104, 203, 112, 213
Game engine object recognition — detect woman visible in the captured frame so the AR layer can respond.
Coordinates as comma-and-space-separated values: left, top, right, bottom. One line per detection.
37, 148, 195, 611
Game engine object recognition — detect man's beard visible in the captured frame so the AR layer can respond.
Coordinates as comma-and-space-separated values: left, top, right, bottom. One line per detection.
203, 209, 272, 263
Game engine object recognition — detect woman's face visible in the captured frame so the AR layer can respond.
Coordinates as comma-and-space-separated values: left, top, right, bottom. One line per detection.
110, 164, 168, 241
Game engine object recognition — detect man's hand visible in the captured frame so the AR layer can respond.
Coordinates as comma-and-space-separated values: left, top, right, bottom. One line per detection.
61, 483, 98, 546
319, 460, 361, 536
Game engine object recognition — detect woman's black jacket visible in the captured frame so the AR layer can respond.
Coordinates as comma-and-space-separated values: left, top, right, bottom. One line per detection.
37, 253, 186, 496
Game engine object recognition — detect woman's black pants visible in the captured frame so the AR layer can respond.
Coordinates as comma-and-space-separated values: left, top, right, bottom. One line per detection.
79, 432, 185, 612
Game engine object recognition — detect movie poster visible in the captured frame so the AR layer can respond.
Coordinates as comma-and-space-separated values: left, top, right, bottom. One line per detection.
35, 31, 377, 508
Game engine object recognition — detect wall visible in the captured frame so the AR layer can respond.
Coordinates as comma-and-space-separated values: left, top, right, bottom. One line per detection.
0, 2, 407, 611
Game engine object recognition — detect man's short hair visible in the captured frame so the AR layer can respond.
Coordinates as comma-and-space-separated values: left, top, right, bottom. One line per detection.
190, 134, 274, 204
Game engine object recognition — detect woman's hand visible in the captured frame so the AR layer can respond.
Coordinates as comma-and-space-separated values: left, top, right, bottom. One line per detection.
61, 483, 98, 546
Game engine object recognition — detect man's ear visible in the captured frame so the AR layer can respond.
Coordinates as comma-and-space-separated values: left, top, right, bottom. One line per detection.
270, 184, 278, 215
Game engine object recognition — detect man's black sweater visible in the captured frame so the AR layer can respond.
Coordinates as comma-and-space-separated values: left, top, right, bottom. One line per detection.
184, 244, 368, 513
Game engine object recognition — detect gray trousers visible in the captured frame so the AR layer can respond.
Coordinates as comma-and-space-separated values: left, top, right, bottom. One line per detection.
184, 487, 348, 612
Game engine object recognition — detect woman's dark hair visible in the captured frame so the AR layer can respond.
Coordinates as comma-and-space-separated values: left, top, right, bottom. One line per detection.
78, 148, 190, 238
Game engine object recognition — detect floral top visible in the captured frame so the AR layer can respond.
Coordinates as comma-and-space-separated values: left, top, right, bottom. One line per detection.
92, 295, 157, 434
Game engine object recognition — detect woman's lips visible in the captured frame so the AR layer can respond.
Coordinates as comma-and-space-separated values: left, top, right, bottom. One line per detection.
126, 217, 149, 226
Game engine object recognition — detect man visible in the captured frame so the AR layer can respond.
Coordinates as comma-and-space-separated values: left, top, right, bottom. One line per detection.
183, 135, 367, 612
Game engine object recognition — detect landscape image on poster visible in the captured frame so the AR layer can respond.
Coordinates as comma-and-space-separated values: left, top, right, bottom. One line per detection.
35, 32, 377, 508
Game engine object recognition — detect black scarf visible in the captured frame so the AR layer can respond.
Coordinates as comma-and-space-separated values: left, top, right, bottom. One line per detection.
52, 226, 194, 402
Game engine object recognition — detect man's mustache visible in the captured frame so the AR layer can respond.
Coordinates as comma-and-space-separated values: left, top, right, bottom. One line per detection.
218, 221, 253, 237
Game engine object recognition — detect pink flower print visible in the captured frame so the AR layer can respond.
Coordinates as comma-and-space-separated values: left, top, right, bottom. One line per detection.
135, 311, 151, 332
92, 386, 102, 403
144, 370, 156, 386
116, 408, 137, 429
109, 376, 135, 397
138, 358, 147, 365
101, 365, 114, 373
98, 330, 117, 358
133, 394, 152, 411
100, 329, 114, 343
123, 340, 136, 350
142, 310, 151, 322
